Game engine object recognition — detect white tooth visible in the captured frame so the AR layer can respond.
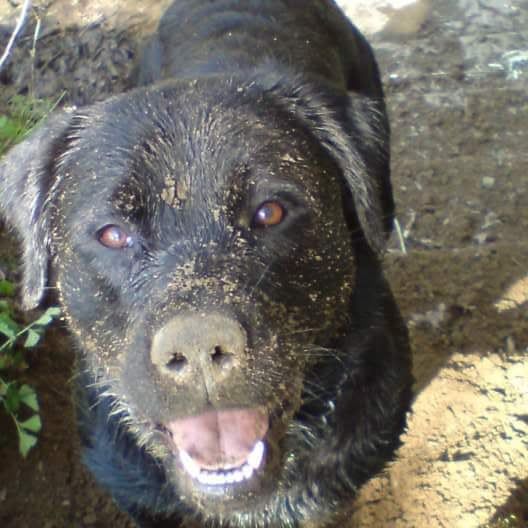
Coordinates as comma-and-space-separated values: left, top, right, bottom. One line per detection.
198, 470, 232, 486
233, 470, 244, 482
247, 441, 265, 470
242, 463, 253, 480
198, 471, 215, 486
225, 471, 237, 484
212, 473, 224, 485
179, 450, 201, 479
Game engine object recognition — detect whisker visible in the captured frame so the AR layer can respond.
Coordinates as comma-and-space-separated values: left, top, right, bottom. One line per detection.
85, 378, 120, 390
247, 262, 272, 299
302, 345, 346, 366
279, 326, 328, 336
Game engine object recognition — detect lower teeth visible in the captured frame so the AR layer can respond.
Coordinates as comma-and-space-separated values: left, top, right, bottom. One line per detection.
179, 441, 265, 486
197, 465, 250, 486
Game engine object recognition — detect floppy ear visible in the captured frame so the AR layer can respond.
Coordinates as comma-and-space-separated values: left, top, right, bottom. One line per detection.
0, 110, 74, 309
311, 91, 394, 255
258, 74, 393, 256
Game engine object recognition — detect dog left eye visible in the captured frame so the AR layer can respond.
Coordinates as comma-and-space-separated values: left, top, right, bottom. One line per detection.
97, 225, 133, 249
252, 201, 285, 228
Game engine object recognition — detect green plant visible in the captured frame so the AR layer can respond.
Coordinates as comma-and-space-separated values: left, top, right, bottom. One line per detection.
0, 94, 62, 456
0, 94, 61, 156
0, 278, 60, 457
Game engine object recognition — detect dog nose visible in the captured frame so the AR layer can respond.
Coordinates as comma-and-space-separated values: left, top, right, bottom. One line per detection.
150, 314, 247, 382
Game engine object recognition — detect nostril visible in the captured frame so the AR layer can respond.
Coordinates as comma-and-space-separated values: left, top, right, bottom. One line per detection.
166, 352, 188, 373
211, 345, 233, 369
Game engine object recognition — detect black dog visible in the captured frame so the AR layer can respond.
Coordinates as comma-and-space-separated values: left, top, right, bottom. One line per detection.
0, 1, 412, 526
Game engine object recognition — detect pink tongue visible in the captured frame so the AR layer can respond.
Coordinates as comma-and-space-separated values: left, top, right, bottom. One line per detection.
167, 407, 268, 470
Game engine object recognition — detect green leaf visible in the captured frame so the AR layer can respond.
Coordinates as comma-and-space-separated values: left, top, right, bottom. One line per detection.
0, 116, 20, 141
32, 307, 61, 327
24, 328, 41, 348
0, 280, 15, 297
18, 429, 38, 457
19, 414, 42, 433
3, 382, 21, 413
18, 384, 39, 411
0, 313, 19, 340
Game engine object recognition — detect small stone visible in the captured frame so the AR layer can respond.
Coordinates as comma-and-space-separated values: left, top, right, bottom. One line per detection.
481, 176, 495, 189
474, 232, 489, 245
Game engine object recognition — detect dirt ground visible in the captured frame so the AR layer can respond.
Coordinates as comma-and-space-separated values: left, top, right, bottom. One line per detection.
0, 1, 526, 527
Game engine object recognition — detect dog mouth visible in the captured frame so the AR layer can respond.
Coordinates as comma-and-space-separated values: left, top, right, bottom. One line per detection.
164, 407, 269, 488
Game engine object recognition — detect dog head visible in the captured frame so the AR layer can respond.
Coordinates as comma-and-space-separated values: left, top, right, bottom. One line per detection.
0, 73, 402, 523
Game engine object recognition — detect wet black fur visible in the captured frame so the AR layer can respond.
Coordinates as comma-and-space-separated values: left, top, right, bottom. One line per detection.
0, 1, 413, 527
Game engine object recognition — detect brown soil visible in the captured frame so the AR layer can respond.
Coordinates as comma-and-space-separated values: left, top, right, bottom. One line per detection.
0, 1, 527, 527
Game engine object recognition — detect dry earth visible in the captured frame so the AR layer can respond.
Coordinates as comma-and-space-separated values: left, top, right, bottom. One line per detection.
0, 1, 526, 527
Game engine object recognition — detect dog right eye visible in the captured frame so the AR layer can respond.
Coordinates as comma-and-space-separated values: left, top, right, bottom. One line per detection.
97, 225, 133, 249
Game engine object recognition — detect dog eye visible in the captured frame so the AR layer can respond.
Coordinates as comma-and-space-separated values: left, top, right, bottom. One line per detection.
252, 201, 285, 228
97, 225, 133, 249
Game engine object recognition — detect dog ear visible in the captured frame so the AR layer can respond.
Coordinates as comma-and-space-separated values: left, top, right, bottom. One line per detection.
0, 110, 74, 309
260, 75, 394, 255
312, 91, 394, 255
